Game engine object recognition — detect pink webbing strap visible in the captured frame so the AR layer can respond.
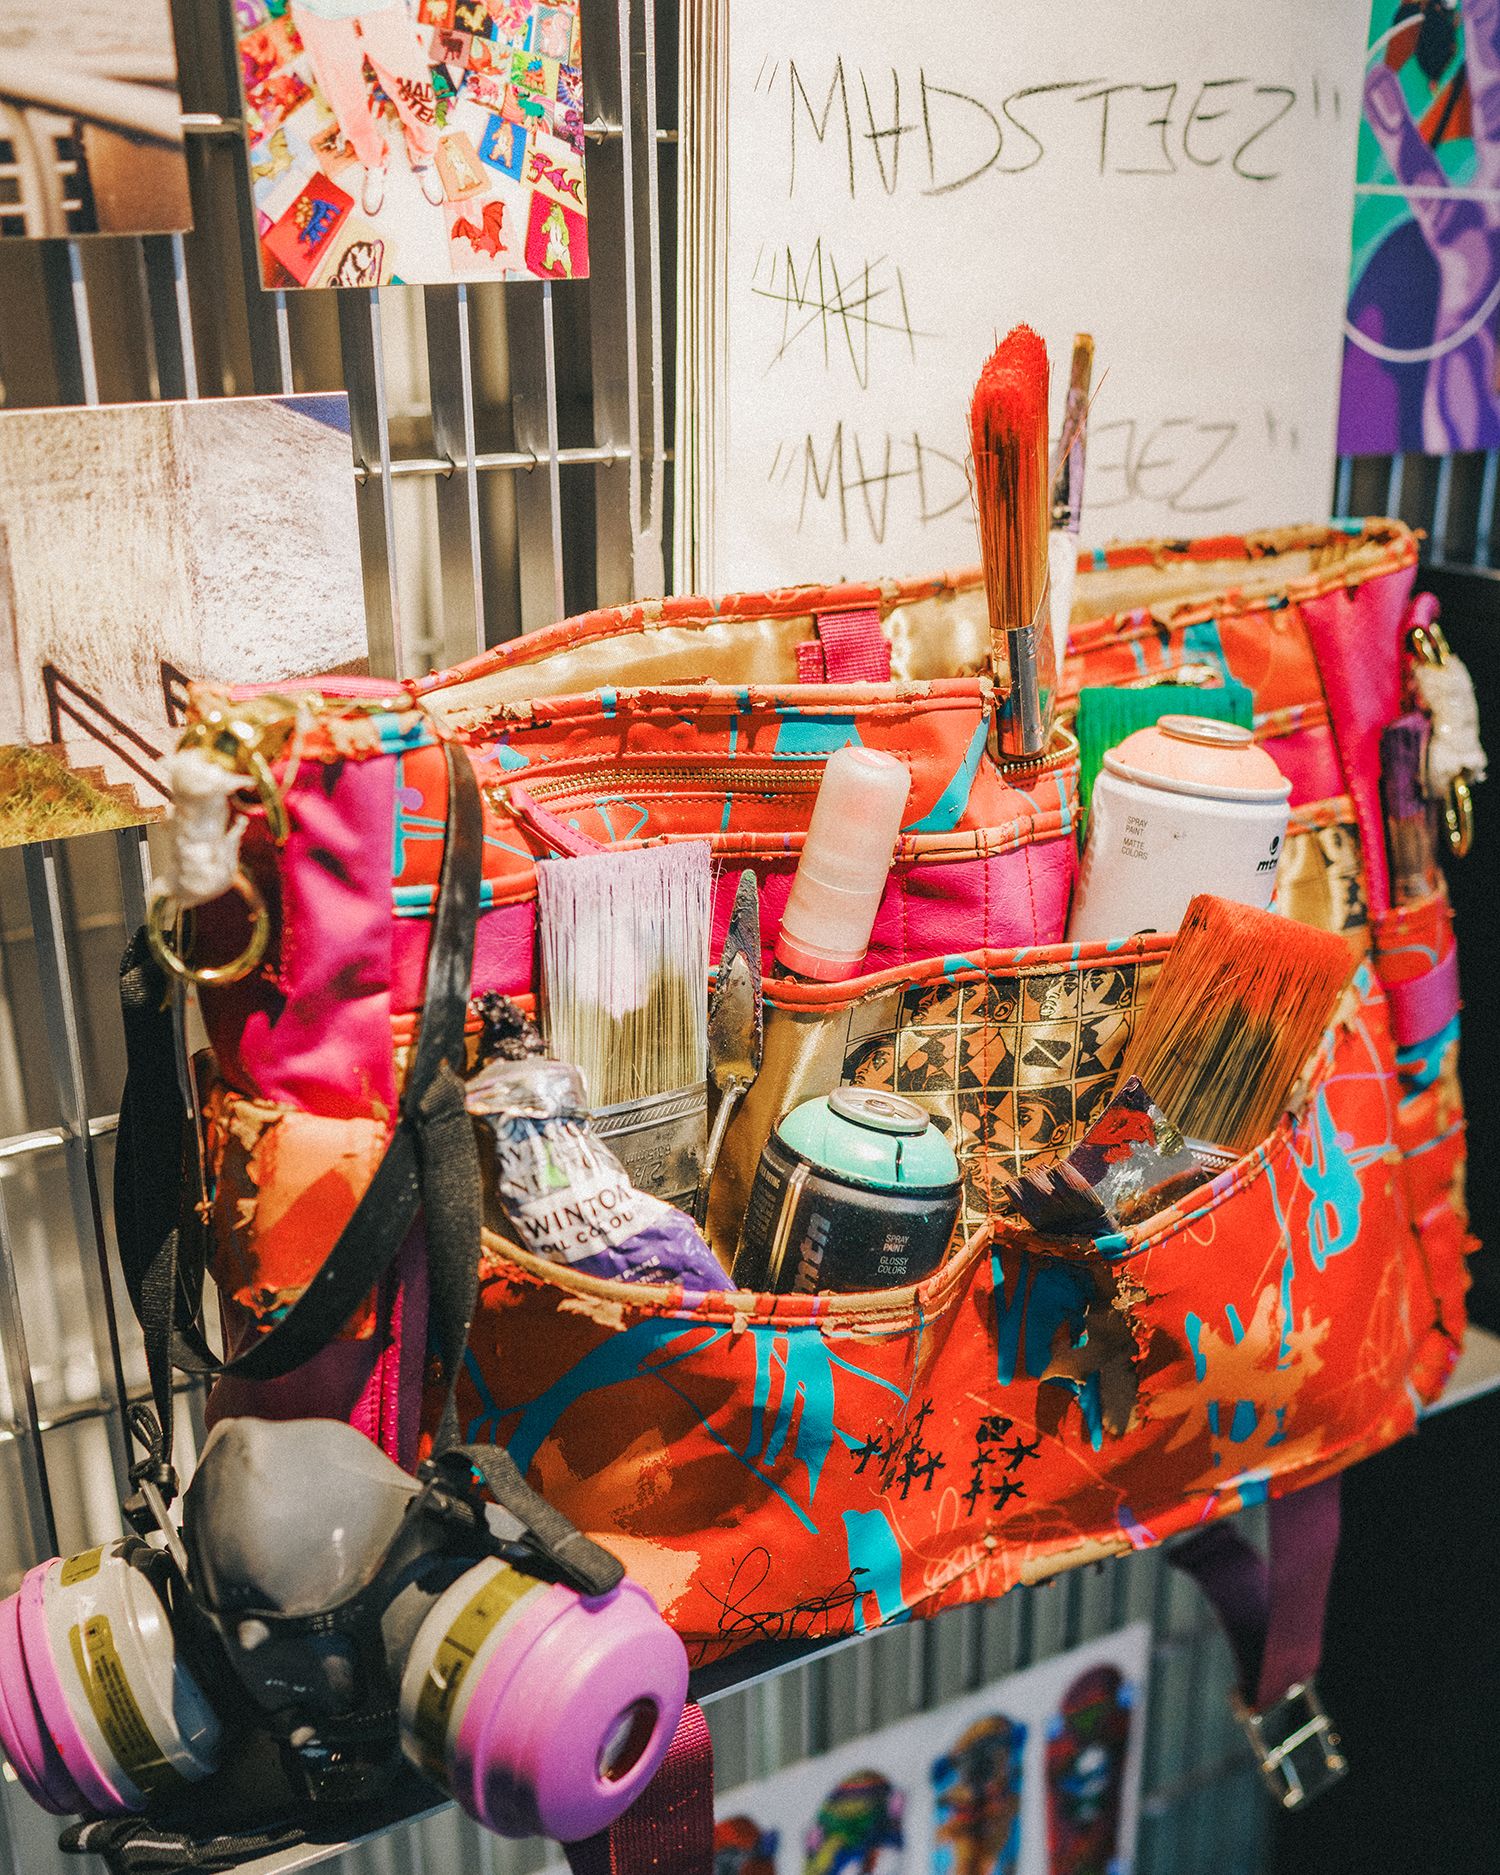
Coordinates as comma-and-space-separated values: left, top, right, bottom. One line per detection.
795, 606, 892, 683
564, 1702, 714, 1875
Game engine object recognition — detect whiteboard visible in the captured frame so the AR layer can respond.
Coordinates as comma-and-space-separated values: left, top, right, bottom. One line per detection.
697, 0, 1370, 591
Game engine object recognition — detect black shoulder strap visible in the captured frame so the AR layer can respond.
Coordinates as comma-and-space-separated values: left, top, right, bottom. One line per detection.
116, 739, 484, 1462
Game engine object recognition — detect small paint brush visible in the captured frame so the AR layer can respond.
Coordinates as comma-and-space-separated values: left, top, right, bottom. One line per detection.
971, 323, 1054, 761
1047, 332, 1094, 666
1119, 895, 1355, 1155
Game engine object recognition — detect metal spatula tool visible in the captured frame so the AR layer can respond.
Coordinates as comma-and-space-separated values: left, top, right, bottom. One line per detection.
694, 869, 763, 1226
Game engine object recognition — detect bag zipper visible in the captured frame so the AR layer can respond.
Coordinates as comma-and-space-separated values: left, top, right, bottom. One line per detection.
518, 762, 826, 801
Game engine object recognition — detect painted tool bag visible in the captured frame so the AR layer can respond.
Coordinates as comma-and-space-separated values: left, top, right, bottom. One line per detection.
118, 518, 1474, 1725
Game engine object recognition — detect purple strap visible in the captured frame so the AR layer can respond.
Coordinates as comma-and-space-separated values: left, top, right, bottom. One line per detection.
1169, 1477, 1341, 1709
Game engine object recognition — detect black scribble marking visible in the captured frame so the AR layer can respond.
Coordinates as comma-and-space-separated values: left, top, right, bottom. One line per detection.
789, 425, 968, 541
989, 1475, 1028, 1511
964, 1414, 1041, 1516
849, 1396, 945, 1501
751, 239, 930, 387
703, 1547, 865, 1646
788, 58, 854, 199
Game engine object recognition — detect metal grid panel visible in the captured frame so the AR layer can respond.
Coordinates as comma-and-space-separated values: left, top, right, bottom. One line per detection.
1, 2, 1476, 1864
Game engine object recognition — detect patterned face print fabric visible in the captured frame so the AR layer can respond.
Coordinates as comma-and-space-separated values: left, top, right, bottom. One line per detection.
184, 519, 1474, 1658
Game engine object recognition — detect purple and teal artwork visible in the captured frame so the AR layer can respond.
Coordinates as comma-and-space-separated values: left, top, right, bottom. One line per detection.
1340, 0, 1500, 454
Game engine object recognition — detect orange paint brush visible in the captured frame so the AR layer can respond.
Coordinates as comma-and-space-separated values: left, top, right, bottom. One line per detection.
970, 323, 1055, 760
1120, 895, 1356, 1155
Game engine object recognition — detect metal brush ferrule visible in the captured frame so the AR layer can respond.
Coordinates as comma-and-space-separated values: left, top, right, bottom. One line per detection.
994, 571, 1056, 762
592, 1083, 706, 1209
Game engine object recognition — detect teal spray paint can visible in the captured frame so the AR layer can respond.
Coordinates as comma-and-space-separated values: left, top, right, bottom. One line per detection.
732, 1088, 962, 1294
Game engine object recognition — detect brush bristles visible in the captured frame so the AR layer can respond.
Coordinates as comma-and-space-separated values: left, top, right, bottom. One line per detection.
536, 842, 711, 1109
1120, 896, 1355, 1154
970, 324, 1050, 643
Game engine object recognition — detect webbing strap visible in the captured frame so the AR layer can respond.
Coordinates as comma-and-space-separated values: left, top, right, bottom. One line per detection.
564, 1703, 714, 1875
1169, 1477, 1341, 1710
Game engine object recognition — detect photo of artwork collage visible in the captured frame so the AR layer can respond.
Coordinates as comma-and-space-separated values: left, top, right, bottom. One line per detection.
236, 0, 588, 288
839, 961, 1160, 1233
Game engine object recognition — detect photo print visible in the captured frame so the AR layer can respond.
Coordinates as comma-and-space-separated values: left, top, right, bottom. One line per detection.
0, 394, 367, 848
0, 0, 192, 237
708, 1628, 1149, 1875
235, 0, 589, 287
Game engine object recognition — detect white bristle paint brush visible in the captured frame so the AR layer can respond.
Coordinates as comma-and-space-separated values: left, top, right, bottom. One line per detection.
535, 841, 711, 1110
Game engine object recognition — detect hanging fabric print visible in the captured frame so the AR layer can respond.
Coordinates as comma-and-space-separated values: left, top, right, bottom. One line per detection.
234, 0, 588, 286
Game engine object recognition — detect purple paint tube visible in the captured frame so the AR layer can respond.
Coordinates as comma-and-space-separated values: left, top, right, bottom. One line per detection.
466, 1056, 733, 1290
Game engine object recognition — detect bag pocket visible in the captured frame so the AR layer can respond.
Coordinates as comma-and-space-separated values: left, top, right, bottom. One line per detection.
444, 950, 1456, 1664
1369, 887, 1472, 1378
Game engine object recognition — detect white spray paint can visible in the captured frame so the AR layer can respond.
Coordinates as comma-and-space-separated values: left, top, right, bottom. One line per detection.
1067, 715, 1291, 942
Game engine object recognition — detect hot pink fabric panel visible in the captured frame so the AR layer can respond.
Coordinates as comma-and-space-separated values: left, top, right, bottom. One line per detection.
206, 758, 400, 1119
1261, 726, 1347, 809
707, 839, 1079, 976
1297, 564, 1417, 920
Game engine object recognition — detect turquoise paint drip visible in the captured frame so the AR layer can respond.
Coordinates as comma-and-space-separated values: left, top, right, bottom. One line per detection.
1229, 1400, 1258, 1442
1182, 618, 1232, 683
1397, 1015, 1461, 1094
1225, 1303, 1246, 1345
1298, 1088, 1365, 1271
993, 1251, 1092, 1387
904, 717, 988, 835
374, 712, 435, 754
600, 687, 617, 718
771, 713, 861, 759
497, 744, 530, 772
505, 1321, 730, 1472
754, 1332, 837, 1499
1185, 1312, 1208, 1382
1232, 1472, 1270, 1507
842, 1507, 909, 1631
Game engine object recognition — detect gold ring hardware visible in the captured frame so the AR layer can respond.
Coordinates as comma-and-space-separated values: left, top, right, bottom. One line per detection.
178, 703, 296, 847
1408, 617, 1478, 858
146, 875, 271, 986
1445, 773, 1475, 858
1408, 619, 1453, 669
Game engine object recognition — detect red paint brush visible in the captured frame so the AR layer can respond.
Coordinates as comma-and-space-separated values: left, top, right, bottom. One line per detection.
970, 323, 1055, 760
1119, 895, 1355, 1155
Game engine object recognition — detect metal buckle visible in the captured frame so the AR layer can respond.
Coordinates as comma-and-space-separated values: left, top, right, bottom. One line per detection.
1233, 1678, 1348, 1810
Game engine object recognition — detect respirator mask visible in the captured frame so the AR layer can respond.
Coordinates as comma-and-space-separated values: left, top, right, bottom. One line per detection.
0, 1417, 687, 1844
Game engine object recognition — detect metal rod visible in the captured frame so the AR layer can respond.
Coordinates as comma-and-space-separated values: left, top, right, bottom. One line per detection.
21, 845, 133, 1498
0, 1179, 59, 1560
67, 241, 100, 405
0, 1116, 119, 1166
1478, 451, 1500, 568
615, 0, 646, 595
354, 443, 635, 481
1334, 455, 1352, 518
1385, 453, 1406, 519
171, 233, 200, 400
540, 280, 567, 621
641, 0, 668, 596
1431, 453, 1454, 563
273, 289, 294, 397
